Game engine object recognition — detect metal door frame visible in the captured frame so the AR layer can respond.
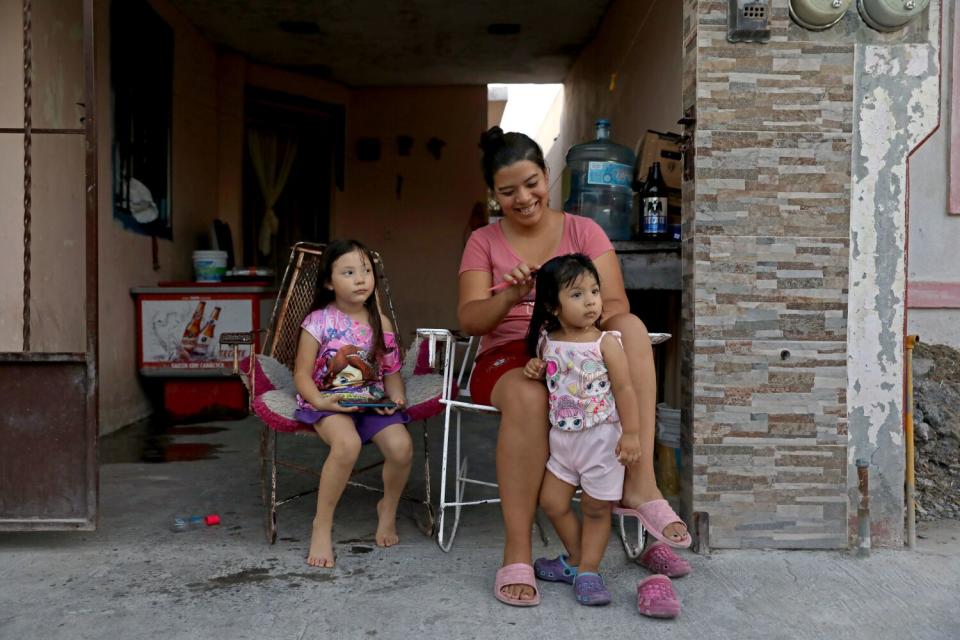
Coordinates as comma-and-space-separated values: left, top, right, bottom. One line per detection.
0, 0, 98, 530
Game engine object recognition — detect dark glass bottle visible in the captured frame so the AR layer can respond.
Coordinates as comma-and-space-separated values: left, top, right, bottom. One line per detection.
640, 162, 667, 238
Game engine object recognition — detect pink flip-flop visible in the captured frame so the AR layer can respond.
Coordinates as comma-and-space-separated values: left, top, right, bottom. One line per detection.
638, 542, 692, 578
494, 563, 541, 607
613, 499, 692, 548
636, 575, 681, 619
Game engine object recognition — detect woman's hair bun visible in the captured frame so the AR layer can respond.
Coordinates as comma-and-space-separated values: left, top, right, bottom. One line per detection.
479, 126, 505, 152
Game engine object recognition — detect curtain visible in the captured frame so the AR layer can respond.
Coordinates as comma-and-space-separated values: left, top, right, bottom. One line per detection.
248, 130, 298, 256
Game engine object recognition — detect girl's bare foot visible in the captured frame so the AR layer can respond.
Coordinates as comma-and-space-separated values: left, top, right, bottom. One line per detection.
375, 499, 399, 547
307, 518, 335, 568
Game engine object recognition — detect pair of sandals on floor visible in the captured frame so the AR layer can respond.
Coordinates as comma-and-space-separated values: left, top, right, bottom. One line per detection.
494, 499, 690, 618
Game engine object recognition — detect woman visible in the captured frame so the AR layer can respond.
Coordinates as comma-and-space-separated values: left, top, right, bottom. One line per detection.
458, 127, 690, 610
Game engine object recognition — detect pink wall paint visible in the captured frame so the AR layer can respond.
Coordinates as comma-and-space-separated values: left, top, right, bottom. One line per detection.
909, 281, 960, 308
338, 86, 487, 335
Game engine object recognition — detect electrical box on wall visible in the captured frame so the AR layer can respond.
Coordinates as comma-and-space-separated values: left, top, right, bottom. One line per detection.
790, 0, 853, 30
728, 0, 771, 43
857, 0, 930, 32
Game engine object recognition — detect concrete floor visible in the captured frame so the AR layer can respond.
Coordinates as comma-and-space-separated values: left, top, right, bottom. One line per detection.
1, 414, 958, 640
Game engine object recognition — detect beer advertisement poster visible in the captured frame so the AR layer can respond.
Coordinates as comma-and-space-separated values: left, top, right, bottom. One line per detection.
140, 298, 253, 369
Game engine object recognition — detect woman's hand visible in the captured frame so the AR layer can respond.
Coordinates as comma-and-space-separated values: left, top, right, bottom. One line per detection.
616, 433, 642, 466
499, 262, 539, 303
375, 394, 405, 416
523, 357, 546, 380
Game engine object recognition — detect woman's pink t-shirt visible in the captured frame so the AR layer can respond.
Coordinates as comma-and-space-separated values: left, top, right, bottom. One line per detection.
458, 213, 615, 356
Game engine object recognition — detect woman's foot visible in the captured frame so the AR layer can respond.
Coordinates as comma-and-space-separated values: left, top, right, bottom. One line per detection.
494, 563, 541, 607
375, 499, 400, 547
620, 489, 688, 543
307, 518, 335, 568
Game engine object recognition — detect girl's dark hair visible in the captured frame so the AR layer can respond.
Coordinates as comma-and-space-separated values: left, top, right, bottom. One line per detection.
479, 126, 547, 188
526, 253, 602, 357
313, 238, 387, 362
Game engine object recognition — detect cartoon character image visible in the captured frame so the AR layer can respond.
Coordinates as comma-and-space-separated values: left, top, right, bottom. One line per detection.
551, 395, 585, 432
580, 358, 615, 426
318, 344, 383, 400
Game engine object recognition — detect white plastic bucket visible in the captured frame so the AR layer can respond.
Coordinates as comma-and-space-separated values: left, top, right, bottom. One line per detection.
193, 250, 228, 282
655, 403, 681, 447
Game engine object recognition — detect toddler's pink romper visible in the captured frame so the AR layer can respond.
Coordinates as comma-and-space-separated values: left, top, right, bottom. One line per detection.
542, 331, 625, 501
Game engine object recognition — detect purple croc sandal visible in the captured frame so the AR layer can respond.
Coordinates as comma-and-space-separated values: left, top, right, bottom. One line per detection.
573, 572, 612, 606
534, 555, 578, 584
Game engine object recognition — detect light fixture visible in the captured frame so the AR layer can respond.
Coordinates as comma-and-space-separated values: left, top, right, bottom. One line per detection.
857, 0, 930, 32
790, 0, 852, 30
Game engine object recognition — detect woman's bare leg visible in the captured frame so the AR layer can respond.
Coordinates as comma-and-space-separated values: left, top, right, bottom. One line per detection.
603, 313, 688, 543
309, 414, 363, 567
370, 423, 413, 547
490, 368, 550, 601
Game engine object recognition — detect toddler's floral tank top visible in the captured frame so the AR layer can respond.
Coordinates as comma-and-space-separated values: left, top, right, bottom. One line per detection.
541, 331, 621, 432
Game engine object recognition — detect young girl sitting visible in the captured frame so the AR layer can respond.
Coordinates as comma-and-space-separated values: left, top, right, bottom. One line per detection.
293, 239, 413, 568
522, 253, 642, 606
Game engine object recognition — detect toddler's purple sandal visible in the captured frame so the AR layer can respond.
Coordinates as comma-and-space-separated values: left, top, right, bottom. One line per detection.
573, 572, 612, 606
636, 575, 681, 619
534, 555, 578, 584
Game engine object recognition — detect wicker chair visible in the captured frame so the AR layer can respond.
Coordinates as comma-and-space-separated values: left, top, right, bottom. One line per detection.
222, 242, 446, 543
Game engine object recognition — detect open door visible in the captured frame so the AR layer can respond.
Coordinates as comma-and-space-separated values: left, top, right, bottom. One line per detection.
0, 0, 99, 530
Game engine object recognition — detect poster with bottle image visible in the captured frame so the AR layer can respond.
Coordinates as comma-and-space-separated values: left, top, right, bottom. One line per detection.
140, 298, 253, 370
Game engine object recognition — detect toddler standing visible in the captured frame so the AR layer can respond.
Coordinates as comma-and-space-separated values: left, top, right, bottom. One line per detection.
522, 253, 641, 605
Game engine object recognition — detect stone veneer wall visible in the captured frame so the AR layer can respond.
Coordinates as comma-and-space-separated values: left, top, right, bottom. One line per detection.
682, 0, 940, 549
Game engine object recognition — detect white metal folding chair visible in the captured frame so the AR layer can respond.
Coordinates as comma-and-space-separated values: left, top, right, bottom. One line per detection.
430, 327, 671, 556
432, 332, 511, 552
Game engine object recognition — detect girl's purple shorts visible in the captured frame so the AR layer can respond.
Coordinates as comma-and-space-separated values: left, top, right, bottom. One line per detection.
293, 407, 410, 443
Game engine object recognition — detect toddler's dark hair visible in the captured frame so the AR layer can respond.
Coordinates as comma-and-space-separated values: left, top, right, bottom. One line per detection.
525, 253, 602, 357
312, 238, 386, 361
479, 126, 547, 188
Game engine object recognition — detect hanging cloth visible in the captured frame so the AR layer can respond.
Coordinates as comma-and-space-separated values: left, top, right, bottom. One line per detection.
247, 130, 297, 256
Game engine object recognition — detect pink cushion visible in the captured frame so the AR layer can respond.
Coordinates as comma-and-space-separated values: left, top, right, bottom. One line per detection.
247, 350, 452, 433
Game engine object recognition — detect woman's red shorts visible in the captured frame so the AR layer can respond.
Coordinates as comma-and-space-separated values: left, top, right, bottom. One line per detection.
469, 340, 530, 407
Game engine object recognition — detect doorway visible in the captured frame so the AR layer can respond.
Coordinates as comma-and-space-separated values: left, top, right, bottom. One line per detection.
242, 88, 344, 271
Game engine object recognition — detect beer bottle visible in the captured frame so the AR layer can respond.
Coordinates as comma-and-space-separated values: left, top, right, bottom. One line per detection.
179, 301, 206, 356
192, 307, 222, 357
641, 162, 668, 238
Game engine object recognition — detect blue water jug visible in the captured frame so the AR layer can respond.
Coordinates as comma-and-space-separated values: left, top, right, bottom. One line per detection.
563, 120, 636, 240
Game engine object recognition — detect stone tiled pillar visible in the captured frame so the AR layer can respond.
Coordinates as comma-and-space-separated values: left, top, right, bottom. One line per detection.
683, 1, 942, 549
686, 0, 853, 549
